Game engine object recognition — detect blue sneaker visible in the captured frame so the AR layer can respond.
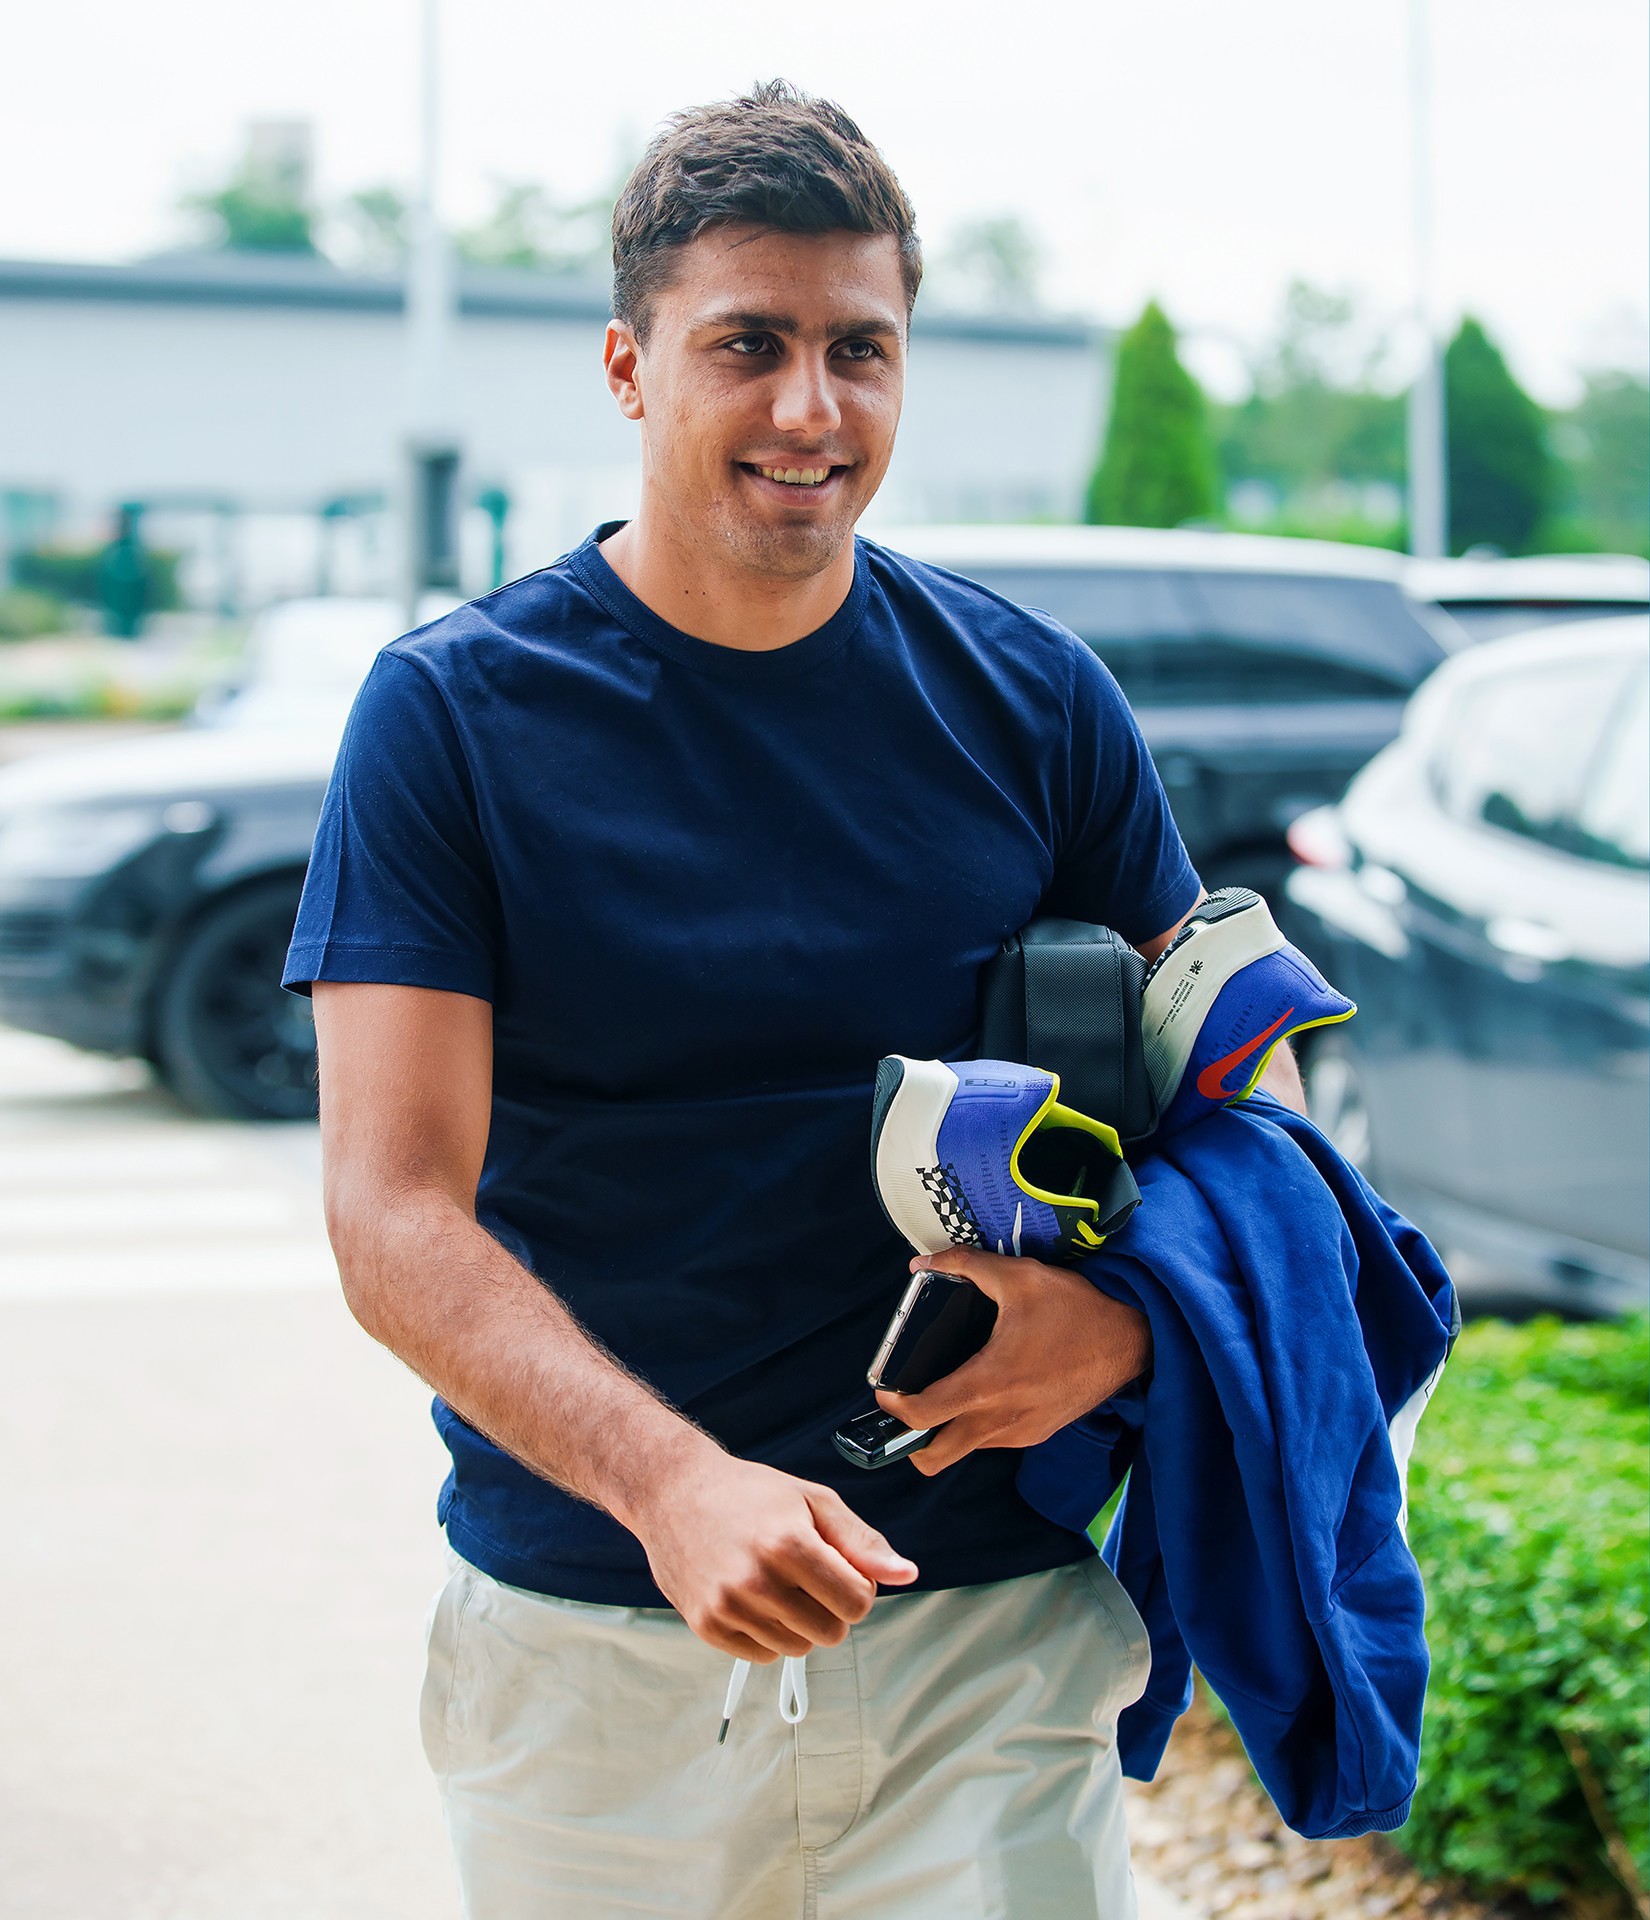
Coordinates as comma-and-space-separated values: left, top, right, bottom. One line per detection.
1142, 888, 1355, 1137
871, 1056, 1140, 1263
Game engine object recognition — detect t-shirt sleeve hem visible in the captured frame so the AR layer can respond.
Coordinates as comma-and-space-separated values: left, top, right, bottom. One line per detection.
282, 940, 495, 1003
1110, 862, 1203, 947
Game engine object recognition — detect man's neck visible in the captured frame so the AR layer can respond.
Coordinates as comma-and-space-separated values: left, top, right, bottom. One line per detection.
599, 506, 856, 654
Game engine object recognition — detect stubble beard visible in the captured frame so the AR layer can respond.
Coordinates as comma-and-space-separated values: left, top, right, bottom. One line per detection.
715, 508, 852, 582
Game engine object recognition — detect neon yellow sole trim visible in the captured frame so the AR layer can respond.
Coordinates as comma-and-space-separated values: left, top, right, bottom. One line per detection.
1232, 1004, 1357, 1102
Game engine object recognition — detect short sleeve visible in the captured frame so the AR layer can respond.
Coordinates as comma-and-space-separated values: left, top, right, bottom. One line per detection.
283, 649, 499, 1000
1043, 633, 1201, 944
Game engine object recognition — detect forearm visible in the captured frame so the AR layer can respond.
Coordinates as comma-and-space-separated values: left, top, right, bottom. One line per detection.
329, 1188, 714, 1532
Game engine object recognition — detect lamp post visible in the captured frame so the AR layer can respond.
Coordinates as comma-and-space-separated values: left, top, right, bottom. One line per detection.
1406, 0, 1448, 559
404, 0, 461, 621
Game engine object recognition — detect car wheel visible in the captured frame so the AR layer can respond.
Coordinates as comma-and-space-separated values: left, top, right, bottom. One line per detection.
1302, 1033, 1376, 1176
154, 879, 317, 1120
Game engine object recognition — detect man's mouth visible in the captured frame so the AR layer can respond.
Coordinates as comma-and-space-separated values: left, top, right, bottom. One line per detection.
740, 462, 846, 489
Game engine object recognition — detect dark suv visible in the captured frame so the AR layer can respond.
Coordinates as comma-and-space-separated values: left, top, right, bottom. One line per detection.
0, 534, 1451, 1120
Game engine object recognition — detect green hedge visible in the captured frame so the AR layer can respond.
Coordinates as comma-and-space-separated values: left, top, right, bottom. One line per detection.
11, 544, 181, 613
1398, 1314, 1649, 1909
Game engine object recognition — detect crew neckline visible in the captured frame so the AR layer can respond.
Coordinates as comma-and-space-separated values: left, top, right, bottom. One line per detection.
567, 522, 870, 679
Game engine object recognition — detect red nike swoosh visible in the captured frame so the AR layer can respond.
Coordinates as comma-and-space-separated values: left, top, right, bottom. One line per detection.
1196, 1007, 1296, 1101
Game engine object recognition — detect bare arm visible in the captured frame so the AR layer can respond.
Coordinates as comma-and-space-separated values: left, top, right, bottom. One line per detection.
314, 981, 914, 1658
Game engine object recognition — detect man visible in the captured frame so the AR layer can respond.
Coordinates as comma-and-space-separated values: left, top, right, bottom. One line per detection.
289, 81, 1300, 1918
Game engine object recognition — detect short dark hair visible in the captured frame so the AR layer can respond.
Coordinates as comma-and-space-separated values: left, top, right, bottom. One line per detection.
611, 80, 921, 342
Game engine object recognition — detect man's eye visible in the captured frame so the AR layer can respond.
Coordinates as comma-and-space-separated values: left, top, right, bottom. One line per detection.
727, 334, 774, 356
836, 339, 882, 362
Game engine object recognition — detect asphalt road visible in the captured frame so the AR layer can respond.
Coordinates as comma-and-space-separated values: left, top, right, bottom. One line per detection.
0, 1027, 1192, 1920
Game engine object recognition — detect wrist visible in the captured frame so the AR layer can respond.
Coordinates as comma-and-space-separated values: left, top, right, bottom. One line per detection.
603, 1414, 724, 1537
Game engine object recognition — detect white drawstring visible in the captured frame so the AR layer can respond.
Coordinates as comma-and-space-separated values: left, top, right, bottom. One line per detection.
716, 1655, 810, 1745
779, 1655, 809, 1724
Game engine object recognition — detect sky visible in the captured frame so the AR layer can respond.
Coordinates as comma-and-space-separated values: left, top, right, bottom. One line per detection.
4, 0, 1645, 405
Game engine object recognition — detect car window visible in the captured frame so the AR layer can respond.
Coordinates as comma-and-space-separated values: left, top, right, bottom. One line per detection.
1179, 574, 1439, 690
1438, 603, 1647, 645
1574, 668, 1649, 870
1111, 641, 1409, 706
962, 567, 1420, 707
1433, 657, 1627, 856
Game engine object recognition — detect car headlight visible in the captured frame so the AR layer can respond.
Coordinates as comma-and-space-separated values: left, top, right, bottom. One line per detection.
0, 803, 170, 879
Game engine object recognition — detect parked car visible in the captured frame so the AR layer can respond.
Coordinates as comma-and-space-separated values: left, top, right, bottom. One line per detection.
0, 597, 450, 1121
1404, 552, 1649, 645
1284, 614, 1649, 1316
0, 533, 1450, 1121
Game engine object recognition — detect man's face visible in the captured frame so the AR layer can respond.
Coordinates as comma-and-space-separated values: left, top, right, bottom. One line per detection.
605, 226, 908, 581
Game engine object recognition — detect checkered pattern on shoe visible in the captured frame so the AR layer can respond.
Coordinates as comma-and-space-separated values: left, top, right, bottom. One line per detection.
918, 1164, 984, 1248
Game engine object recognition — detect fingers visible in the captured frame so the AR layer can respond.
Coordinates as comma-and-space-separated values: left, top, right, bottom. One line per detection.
909, 1243, 1062, 1299
806, 1487, 919, 1587
874, 1341, 1000, 1431
684, 1498, 916, 1660
907, 1411, 998, 1476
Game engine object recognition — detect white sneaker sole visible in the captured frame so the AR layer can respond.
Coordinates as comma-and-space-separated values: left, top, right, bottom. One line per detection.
1142, 902, 1287, 1107
872, 1056, 961, 1256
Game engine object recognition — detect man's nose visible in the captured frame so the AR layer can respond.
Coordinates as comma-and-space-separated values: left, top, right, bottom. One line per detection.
770, 350, 842, 437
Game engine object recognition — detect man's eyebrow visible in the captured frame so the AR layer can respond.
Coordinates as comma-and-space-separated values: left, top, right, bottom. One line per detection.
695, 308, 903, 339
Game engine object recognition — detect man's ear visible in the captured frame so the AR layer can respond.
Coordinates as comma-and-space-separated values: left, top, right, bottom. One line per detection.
604, 321, 644, 421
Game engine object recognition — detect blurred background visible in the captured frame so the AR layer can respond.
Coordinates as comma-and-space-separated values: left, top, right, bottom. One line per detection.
0, 4, 1645, 1918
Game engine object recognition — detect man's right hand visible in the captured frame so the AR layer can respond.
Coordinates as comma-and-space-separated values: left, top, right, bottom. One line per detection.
629, 1445, 918, 1661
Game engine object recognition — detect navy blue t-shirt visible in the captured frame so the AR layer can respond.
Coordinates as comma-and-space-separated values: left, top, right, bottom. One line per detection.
285, 527, 1198, 1604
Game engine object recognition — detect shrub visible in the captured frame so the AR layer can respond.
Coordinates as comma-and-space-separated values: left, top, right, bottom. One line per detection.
1398, 1315, 1649, 1909
11, 544, 181, 613
0, 588, 69, 640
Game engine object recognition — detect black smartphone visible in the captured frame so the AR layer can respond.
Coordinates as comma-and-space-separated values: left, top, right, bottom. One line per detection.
867, 1270, 998, 1395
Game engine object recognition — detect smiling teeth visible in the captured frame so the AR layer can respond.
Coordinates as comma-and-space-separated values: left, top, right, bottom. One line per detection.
759, 466, 830, 485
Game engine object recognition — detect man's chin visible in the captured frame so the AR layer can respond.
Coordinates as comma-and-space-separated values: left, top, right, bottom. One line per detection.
716, 510, 858, 582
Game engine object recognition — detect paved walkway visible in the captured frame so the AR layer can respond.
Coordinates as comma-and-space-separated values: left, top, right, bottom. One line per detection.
0, 1027, 1193, 1920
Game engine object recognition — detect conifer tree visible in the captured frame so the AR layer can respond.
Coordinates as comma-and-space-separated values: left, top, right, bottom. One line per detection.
1087, 301, 1218, 527
1444, 317, 1552, 554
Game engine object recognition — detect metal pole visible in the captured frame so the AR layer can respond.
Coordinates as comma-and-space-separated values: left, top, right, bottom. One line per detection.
404, 0, 461, 621
1406, 0, 1448, 558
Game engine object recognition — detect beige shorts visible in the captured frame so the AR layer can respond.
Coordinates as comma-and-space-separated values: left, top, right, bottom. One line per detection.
422, 1547, 1152, 1920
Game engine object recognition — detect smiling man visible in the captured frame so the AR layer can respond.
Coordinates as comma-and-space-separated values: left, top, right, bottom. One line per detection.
288, 82, 1207, 1919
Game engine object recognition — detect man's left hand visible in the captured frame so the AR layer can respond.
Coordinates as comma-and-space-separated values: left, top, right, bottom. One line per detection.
874, 1248, 1151, 1475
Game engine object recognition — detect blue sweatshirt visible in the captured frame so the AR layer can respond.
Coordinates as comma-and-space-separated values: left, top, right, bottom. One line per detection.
1016, 1095, 1457, 1840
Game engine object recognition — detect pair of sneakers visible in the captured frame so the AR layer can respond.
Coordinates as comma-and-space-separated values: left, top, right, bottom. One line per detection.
872, 889, 1353, 1264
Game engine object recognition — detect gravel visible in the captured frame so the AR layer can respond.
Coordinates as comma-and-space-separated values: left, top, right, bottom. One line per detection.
1124, 1694, 1629, 1920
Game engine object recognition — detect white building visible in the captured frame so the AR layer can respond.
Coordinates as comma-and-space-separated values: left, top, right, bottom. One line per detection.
0, 252, 1108, 609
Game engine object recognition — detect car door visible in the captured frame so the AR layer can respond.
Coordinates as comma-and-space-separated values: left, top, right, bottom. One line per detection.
1406, 647, 1649, 1262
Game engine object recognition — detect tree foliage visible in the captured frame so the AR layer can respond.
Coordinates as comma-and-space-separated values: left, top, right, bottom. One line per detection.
928, 215, 1045, 313
1219, 284, 1405, 488
1548, 370, 1650, 557
1088, 301, 1218, 528
337, 186, 408, 271
457, 179, 614, 275
186, 143, 316, 254
1445, 316, 1553, 555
